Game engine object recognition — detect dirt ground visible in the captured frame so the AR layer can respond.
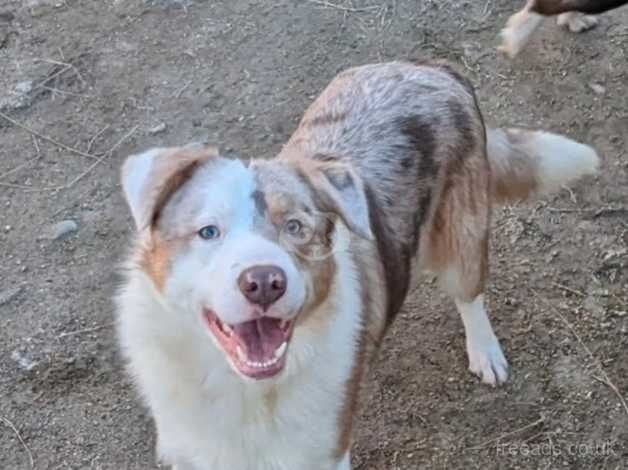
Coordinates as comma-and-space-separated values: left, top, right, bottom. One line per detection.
1, 0, 627, 469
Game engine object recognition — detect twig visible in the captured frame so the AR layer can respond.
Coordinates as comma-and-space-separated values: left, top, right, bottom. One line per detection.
34, 57, 87, 88
533, 291, 628, 416
482, 0, 492, 16
547, 207, 586, 213
172, 81, 192, 99
592, 375, 628, 414
0, 181, 51, 192
31, 64, 72, 92
1, 416, 34, 468
460, 55, 478, 73
59, 125, 138, 190
58, 322, 115, 338
39, 85, 93, 99
32, 135, 41, 155
592, 207, 628, 219
466, 415, 545, 450
0, 125, 137, 192
553, 282, 586, 297
86, 125, 111, 154
0, 155, 41, 181
0, 110, 99, 160
0, 182, 40, 190
559, 184, 577, 204
35, 57, 73, 67
307, 0, 379, 13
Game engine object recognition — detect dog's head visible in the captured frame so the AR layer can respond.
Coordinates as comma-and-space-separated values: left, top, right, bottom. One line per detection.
121, 145, 372, 380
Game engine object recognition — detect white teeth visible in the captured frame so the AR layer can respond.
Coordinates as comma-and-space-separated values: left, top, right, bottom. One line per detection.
274, 342, 287, 360
235, 342, 288, 369
238, 355, 281, 369
246, 358, 278, 369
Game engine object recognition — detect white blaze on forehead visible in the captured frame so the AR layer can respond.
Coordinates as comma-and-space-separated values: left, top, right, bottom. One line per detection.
159, 156, 307, 328
160, 158, 257, 234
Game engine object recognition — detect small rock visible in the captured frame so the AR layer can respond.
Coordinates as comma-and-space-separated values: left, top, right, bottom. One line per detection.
0, 80, 33, 111
14, 82, 32, 94
0, 286, 22, 306
148, 122, 167, 135
589, 83, 606, 95
50, 219, 78, 240
4, 225, 10, 232
11, 350, 38, 371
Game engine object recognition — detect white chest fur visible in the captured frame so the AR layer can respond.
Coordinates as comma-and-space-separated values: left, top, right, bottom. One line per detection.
116, 251, 362, 470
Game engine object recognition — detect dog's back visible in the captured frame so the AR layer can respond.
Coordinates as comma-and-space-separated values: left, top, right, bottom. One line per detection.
278, 62, 486, 320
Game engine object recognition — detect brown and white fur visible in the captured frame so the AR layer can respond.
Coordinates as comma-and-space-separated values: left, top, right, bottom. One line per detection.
499, 0, 628, 58
116, 61, 599, 470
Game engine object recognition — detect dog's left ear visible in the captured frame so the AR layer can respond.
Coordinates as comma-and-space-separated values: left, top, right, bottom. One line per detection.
121, 145, 218, 231
301, 161, 373, 240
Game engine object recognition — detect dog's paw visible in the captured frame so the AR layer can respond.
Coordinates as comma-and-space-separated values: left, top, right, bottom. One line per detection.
466, 335, 509, 386
497, 32, 522, 59
557, 12, 598, 33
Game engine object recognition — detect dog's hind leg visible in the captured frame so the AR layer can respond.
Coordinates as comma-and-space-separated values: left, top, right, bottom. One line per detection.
556, 11, 599, 32
434, 241, 509, 386
498, 1, 545, 58
454, 294, 508, 386
420, 155, 508, 386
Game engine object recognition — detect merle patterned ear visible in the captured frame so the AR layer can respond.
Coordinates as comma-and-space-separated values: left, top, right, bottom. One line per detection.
304, 161, 373, 240
121, 145, 218, 231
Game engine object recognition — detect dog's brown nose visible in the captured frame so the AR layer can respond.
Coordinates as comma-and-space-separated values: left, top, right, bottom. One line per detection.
238, 265, 287, 310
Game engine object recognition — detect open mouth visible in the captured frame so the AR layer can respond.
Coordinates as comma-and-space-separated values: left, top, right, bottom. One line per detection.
203, 310, 295, 380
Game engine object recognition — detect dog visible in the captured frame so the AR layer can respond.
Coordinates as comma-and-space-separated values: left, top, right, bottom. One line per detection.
116, 60, 599, 470
499, 0, 628, 58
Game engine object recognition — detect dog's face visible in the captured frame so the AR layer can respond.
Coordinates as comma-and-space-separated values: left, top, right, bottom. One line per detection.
121, 146, 371, 380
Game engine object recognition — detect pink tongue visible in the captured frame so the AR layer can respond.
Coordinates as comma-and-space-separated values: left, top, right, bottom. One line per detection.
232, 318, 285, 362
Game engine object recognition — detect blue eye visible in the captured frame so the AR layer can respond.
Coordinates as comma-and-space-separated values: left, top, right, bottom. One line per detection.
285, 219, 302, 235
198, 225, 220, 240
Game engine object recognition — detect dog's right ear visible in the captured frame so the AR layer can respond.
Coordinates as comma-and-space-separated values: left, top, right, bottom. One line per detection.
121, 145, 218, 231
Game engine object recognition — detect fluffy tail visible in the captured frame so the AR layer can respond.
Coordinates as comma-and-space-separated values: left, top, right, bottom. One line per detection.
487, 127, 599, 204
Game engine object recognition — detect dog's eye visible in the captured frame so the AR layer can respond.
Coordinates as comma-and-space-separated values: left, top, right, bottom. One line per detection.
198, 225, 220, 240
285, 219, 302, 235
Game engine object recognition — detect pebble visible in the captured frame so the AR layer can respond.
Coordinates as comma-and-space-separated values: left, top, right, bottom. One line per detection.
148, 122, 167, 135
50, 219, 78, 240
589, 83, 606, 95
0, 80, 34, 111
143, 0, 193, 8
11, 350, 38, 371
